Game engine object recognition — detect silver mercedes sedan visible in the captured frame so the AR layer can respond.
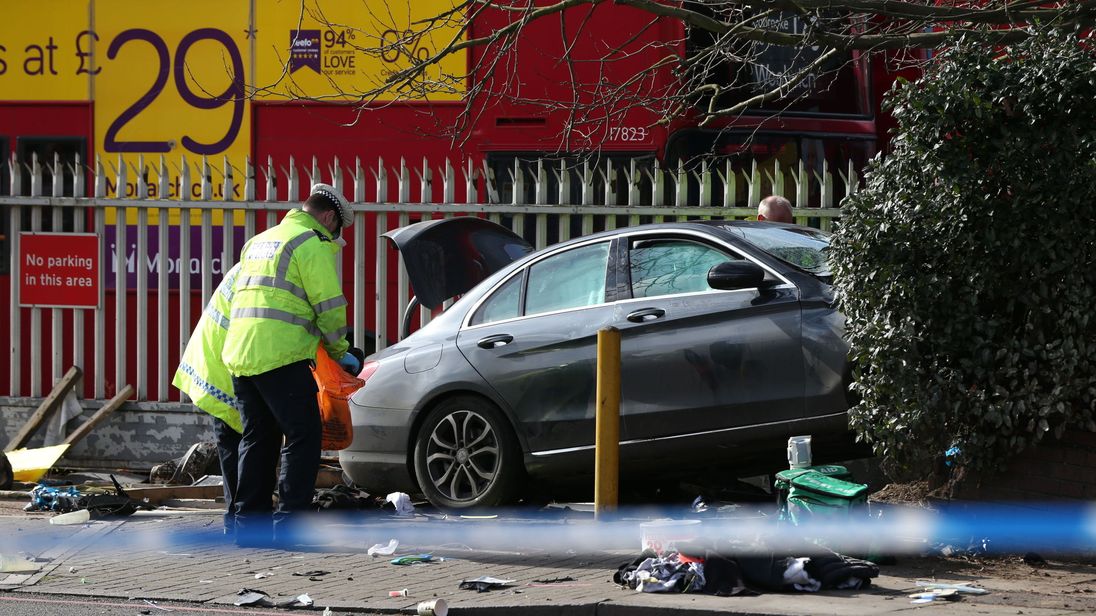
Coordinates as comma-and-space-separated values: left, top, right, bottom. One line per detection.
340, 217, 859, 509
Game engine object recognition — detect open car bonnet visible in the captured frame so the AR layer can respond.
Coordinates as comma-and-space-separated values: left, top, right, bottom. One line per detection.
383, 217, 533, 310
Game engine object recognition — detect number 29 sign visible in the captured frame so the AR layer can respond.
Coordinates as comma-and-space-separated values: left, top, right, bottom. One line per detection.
93, 2, 252, 198
103, 28, 245, 156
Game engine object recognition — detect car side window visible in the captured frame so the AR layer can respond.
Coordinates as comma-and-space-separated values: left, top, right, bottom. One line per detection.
470, 274, 523, 326
629, 238, 738, 298
525, 242, 611, 316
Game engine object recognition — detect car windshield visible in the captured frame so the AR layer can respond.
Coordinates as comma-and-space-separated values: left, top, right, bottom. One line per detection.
722, 225, 832, 277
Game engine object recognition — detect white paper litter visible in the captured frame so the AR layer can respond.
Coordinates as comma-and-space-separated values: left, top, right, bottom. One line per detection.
385, 492, 415, 516
368, 538, 399, 556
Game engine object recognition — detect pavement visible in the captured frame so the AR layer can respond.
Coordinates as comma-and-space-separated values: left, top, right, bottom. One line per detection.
2, 499, 1095, 615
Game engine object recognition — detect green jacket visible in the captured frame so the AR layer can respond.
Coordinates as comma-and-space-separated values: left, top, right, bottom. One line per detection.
222, 208, 349, 376
172, 264, 243, 433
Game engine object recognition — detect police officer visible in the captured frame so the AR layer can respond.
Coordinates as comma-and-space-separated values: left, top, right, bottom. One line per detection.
223, 183, 362, 547
172, 263, 243, 535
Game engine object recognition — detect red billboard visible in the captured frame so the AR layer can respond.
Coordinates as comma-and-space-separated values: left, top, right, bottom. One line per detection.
19, 233, 100, 308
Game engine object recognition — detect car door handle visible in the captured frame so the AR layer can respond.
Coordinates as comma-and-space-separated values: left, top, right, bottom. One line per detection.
477, 334, 514, 349
626, 308, 665, 323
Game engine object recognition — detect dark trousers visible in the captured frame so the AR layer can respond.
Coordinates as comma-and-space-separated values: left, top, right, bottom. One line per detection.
232, 359, 320, 546
212, 416, 241, 533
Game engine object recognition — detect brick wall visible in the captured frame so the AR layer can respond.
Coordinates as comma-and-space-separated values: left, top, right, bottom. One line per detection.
939, 428, 1096, 502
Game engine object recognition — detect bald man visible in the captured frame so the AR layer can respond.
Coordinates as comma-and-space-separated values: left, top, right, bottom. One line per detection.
758, 195, 794, 223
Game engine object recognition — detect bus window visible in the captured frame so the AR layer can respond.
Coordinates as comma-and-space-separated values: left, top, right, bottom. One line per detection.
666, 130, 875, 210
688, 9, 871, 118
17, 136, 86, 199
484, 153, 658, 242
15, 137, 86, 238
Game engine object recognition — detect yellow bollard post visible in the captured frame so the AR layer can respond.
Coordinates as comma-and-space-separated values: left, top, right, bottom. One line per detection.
595, 326, 621, 520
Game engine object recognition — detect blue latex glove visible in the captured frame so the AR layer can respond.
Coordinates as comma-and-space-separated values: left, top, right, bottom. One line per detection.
337, 352, 362, 375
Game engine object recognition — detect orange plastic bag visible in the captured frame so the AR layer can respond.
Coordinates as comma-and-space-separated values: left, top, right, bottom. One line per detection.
312, 347, 365, 451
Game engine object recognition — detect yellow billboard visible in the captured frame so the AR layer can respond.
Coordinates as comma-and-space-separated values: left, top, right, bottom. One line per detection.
1, 0, 466, 207
0, 1, 92, 101
94, 0, 252, 204
254, 0, 464, 101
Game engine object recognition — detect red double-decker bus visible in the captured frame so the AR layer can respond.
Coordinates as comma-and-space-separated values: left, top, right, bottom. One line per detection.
0, 1, 915, 400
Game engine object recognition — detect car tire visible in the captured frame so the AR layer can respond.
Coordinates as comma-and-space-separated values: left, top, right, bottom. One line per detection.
413, 395, 522, 510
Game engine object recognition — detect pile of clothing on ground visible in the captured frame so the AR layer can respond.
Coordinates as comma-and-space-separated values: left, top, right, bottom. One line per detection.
614, 538, 879, 596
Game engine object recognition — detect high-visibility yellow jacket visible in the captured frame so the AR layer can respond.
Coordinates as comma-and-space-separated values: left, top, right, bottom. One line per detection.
222, 208, 349, 376
172, 264, 243, 433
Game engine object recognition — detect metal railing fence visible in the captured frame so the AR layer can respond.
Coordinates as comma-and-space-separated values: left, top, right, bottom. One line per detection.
2, 152, 853, 401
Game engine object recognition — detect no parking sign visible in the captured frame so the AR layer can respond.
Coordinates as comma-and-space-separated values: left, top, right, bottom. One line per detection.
18, 232, 100, 308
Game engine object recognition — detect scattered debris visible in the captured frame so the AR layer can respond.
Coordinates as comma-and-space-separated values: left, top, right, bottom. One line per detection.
143, 599, 172, 611
27, 475, 143, 518
150, 442, 219, 485
368, 539, 399, 556
5, 382, 131, 484
385, 492, 414, 516
4, 366, 82, 453
254, 571, 274, 579
234, 588, 273, 607
908, 580, 990, 604
640, 519, 701, 555
926, 538, 991, 558
415, 598, 448, 616
391, 554, 433, 566
7, 445, 71, 484
616, 542, 878, 596
30, 485, 78, 512
276, 593, 314, 608
389, 588, 409, 597
313, 484, 380, 510
914, 580, 989, 595
910, 588, 960, 604
531, 576, 575, 584
121, 483, 223, 506
459, 576, 515, 592
293, 570, 330, 577
49, 509, 91, 525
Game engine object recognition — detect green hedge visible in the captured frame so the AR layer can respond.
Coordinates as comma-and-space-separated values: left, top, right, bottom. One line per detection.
830, 28, 1096, 478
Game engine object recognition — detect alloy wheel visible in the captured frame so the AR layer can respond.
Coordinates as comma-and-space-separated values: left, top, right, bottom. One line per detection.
423, 409, 501, 502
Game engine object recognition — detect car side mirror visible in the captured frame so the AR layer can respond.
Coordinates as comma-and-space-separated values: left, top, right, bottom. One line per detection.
707, 261, 766, 290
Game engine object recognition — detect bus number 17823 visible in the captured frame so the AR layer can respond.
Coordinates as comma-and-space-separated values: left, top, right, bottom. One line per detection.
607, 126, 650, 142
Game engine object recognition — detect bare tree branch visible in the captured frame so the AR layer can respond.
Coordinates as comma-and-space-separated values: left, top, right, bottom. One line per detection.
280, 0, 1095, 150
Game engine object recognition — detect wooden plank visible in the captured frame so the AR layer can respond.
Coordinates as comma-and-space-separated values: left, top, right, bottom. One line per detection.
62, 384, 133, 447
4, 366, 82, 452
122, 484, 223, 504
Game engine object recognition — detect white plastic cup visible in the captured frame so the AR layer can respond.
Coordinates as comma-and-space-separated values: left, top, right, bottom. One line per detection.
416, 599, 448, 616
787, 435, 812, 469
49, 509, 91, 526
639, 519, 701, 555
